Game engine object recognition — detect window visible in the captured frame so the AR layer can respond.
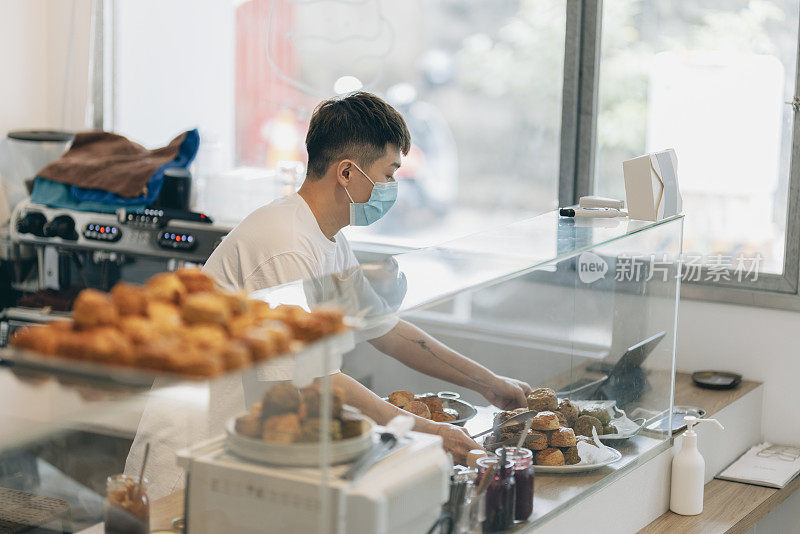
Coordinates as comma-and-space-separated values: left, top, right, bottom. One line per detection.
112, 0, 567, 248
106, 0, 800, 307
594, 0, 800, 285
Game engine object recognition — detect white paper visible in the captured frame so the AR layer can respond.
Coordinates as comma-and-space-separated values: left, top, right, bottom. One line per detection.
717, 442, 800, 489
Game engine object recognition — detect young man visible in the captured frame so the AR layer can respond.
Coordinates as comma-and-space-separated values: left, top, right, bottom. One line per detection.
204, 92, 531, 460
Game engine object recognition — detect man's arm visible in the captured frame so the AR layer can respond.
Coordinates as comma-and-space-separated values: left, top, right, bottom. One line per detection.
329, 372, 480, 463
369, 319, 532, 410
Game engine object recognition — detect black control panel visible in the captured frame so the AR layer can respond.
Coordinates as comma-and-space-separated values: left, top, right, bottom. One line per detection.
158, 230, 197, 251
121, 208, 168, 228
84, 223, 122, 242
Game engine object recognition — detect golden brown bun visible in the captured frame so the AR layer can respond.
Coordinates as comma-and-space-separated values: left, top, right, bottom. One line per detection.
301, 384, 344, 418
182, 324, 228, 353
388, 390, 415, 408
118, 316, 154, 346
531, 410, 560, 431
181, 292, 231, 325
340, 412, 365, 439
226, 313, 257, 338
221, 340, 251, 371
418, 394, 444, 414
170, 348, 223, 377
235, 414, 262, 438
403, 400, 432, 419
431, 411, 457, 423
145, 272, 187, 304
219, 292, 251, 316
549, 427, 577, 448
527, 387, 558, 412
72, 289, 118, 330
574, 415, 603, 437
175, 268, 216, 294
557, 398, 580, 427
83, 327, 135, 365
523, 431, 548, 450
146, 301, 182, 333
11, 324, 63, 355
555, 411, 570, 427
261, 383, 303, 418
262, 413, 302, 443
561, 446, 580, 465
535, 447, 565, 466
111, 283, 148, 317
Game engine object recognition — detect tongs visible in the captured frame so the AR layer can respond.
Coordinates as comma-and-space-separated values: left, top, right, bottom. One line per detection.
469, 410, 537, 440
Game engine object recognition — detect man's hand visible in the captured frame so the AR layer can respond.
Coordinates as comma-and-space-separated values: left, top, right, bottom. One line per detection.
433, 423, 481, 464
482, 375, 532, 410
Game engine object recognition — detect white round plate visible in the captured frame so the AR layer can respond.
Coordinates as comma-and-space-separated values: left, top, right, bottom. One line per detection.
225, 414, 374, 467
533, 447, 622, 473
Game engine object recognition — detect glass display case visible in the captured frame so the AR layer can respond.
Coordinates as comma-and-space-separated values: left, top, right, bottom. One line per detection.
0, 210, 682, 533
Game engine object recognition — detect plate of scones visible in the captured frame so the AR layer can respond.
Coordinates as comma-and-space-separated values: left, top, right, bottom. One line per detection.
6, 268, 349, 385
228, 382, 374, 467
484, 387, 622, 472
385, 390, 477, 426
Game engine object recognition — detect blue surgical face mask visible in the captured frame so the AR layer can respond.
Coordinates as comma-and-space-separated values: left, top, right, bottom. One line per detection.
345, 162, 398, 226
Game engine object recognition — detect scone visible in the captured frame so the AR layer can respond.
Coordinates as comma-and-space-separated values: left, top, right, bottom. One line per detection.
527, 387, 558, 412
235, 414, 262, 438
110, 283, 148, 317
557, 398, 580, 427
221, 340, 251, 371
535, 447, 565, 466
11, 324, 63, 355
403, 400, 432, 419
548, 427, 577, 448
561, 446, 580, 465
531, 411, 560, 431
72, 289, 118, 329
145, 272, 187, 304
574, 415, 603, 437
181, 292, 232, 325
262, 413, 302, 443
301, 384, 344, 418
175, 268, 216, 294
523, 431, 548, 451
261, 383, 303, 418
418, 394, 444, 414
388, 391, 415, 408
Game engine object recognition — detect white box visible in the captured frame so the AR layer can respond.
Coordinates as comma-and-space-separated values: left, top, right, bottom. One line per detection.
622, 149, 682, 221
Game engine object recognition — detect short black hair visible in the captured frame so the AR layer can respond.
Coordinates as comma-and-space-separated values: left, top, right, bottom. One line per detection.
305, 91, 411, 179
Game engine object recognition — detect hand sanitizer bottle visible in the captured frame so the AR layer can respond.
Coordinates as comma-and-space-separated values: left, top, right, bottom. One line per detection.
669, 416, 725, 515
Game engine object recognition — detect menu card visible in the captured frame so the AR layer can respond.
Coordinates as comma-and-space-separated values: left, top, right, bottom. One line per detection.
716, 442, 800, 489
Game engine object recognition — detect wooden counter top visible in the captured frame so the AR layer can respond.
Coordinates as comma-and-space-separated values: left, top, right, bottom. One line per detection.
640, 476, 800, 534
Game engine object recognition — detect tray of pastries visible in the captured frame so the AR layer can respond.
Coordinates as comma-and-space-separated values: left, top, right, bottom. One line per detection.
4, 269, 348, 386
385, 390, 477, 426
227, 383, 374, 467
484, 387, 622, 472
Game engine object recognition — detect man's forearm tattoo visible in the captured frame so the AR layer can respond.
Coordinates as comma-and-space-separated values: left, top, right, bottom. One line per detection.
397, 333, 489, 390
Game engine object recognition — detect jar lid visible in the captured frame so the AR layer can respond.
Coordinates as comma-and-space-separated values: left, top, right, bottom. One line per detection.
494, 446, 533, 459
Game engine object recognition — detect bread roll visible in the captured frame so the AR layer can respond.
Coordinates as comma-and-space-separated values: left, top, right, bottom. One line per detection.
531, 410, 560, 431
548, 427, 577, 448
527, 387, 558, 412
535, 448, 565, 466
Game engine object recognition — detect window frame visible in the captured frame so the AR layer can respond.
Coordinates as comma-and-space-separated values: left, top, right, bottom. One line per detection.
97, 0, 800, 310
565, 0, 800, 311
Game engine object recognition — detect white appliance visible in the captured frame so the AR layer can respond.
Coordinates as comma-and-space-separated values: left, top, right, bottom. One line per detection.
177, 429, 450, 534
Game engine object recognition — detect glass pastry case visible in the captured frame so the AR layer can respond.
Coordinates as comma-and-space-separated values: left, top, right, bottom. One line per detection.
0, 210, 683, 533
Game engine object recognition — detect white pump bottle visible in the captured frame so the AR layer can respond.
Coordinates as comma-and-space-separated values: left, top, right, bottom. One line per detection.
669, 416, 725, 515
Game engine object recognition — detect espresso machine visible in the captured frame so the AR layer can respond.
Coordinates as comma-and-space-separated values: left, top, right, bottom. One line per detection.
0, 130, 232, 343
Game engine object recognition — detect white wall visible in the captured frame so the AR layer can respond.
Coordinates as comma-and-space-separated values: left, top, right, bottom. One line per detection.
676, 298, 800, 446
0, 0, 91, 136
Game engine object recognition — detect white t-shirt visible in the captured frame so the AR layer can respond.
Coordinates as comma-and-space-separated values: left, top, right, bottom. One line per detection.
204, 193, 358, 293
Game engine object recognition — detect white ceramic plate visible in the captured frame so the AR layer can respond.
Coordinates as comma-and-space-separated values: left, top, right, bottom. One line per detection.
225, 414, 374, 467
533, 447, 622, 473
